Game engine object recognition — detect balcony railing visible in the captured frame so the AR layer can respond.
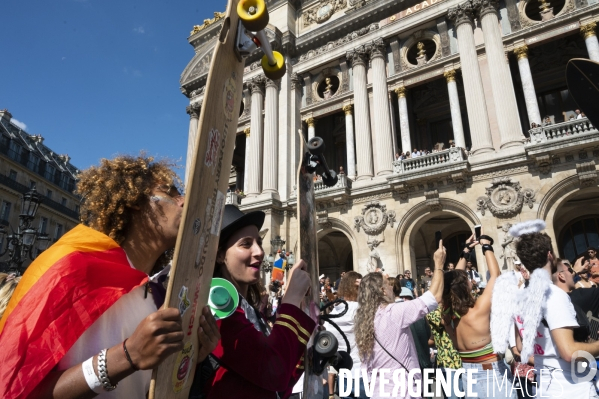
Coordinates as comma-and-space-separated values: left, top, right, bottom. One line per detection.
225, 191, 243, 206
528, 118, 596, 144
314, 173, 351, 192
392, 147, 466, 174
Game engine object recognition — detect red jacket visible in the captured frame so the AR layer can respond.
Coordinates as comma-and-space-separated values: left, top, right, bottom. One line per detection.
208, 302, 315, 398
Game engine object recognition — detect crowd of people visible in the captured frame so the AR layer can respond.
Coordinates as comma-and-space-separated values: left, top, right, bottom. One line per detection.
0, 154, 597, 399
394, 141, 458, 162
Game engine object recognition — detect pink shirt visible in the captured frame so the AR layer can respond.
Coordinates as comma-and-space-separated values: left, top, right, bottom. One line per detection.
364, 291, 438, 399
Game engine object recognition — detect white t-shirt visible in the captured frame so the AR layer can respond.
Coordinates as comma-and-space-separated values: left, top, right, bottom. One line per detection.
57, 262, 168, 399
515, 285, 579, 370
323, 301, 362, 373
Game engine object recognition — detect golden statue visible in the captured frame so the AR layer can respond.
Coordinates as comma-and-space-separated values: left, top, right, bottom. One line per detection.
325, 77, 333, 92
190, 11, 226, 35
417, 42, 426, 58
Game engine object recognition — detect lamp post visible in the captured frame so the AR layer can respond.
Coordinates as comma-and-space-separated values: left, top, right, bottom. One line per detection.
261, 235, 287, 273
0, 188, 51, 274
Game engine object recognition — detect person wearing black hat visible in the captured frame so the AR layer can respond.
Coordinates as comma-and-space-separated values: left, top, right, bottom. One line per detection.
199, 205, 315, 399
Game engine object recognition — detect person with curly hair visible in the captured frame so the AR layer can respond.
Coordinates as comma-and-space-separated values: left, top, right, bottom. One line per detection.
0, 272, 21, 320
442, 231, 516, 398
354, 240, 445, 399
0, 155, 220, 399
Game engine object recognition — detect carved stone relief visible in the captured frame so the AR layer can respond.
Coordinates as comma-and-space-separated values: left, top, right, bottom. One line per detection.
476, 177, 536, 217
353, 201, 396, 250
303, 0, 348, 28
424, 190, 442, 212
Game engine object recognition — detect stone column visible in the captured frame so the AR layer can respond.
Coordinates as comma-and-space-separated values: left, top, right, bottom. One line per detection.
290, 74, 302, 194
243, 128, 251, 193
306, 117, 317, 139
247, 76, 265, 196
581, 22, 599, 62
475, 0, 524, 148
343, 104, 357, 178
444, 70, 467, 149
513, 45, 541, 126
262, 78, 279, 194
394, 87, 412, 153
369, 38, 394, 175
448, 2, 495, 155
185, 102, 201, 184
347, 46, 374, 180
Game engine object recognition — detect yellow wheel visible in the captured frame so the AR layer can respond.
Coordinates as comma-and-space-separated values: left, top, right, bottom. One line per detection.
262, 51, 286, 80
238, 0, 269, 32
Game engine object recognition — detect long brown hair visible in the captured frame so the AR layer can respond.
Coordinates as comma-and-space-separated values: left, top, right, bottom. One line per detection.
442, 270, 475, 317
338, 271, 362, 301
354, 273, 393, 361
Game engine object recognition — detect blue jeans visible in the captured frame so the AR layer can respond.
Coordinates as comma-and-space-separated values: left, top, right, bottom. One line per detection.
461, 360, 517, 398
339, 377, 370, 399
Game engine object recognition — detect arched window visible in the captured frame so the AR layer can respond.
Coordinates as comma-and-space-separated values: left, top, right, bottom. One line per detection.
559, 216, 599, 262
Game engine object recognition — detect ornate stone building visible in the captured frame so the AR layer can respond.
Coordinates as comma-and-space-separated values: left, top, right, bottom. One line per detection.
0, 110, 80, 269
181, 0, 599, 284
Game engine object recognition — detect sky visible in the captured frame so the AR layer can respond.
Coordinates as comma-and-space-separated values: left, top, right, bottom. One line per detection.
1, 0, 229, 175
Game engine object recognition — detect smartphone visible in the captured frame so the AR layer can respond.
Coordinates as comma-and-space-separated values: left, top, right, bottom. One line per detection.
435, 231, 442, 247
474, 225, 482, 240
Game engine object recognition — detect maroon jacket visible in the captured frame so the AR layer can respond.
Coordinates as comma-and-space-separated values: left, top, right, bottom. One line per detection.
208, 303, 315, 398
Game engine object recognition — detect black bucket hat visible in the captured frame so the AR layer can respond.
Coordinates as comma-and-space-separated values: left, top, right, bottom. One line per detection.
219, 205, 265, 247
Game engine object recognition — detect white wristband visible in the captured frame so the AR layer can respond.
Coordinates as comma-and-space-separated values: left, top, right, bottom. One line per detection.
82, 357, 103, 394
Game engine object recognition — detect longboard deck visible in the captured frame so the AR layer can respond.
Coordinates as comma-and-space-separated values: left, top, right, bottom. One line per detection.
150, 1, 245, 397
296, 130, 325, 399
566, 58, 599, 127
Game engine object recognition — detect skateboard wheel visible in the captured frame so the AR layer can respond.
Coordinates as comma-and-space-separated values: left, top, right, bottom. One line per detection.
307, 137, 325, 155
315, 331, 338, 358
261, 51, 286, 80
238, 0, 269, 32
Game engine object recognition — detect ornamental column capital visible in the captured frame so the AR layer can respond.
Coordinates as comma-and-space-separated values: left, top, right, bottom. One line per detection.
290, 73, 301, 90
342, 104, 353, 115
394, 86, 407, 97
448, 1, 475, 28
472, 0, 498, 18
444, 70, 457, 83
368, 38, 386, 60
346, 46, 368, 67
186, 102, 201, 119
581, 22, 597, 39
265, 78, 280, 89
513, 45, 529, 60
305, 117, 317, 127
244, 127, 251, 137
249, 75, 265, 95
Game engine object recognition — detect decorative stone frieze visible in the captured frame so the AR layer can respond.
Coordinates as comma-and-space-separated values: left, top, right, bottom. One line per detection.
452, 172, 467, 190
353, 202, 395, 235
476, 178, 536, 217
576, 160, 597, 187
303, 0, 347, 28
190, 87, 205, 98
298, 23, 379, 64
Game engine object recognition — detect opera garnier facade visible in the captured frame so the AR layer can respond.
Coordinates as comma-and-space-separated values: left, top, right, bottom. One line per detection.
180, 0, 599, 284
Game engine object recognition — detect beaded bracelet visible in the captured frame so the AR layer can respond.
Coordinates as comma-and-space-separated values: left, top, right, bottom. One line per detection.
98, 349, 118, 391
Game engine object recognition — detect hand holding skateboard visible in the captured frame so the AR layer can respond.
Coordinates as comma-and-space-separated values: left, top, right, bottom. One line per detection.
282, 259, 311, 308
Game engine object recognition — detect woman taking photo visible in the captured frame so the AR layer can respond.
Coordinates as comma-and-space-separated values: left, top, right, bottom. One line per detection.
354, 241, 445, 398
201, 205, 315, 399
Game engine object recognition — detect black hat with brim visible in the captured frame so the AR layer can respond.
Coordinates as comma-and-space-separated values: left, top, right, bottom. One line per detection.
219, 204, 265, 247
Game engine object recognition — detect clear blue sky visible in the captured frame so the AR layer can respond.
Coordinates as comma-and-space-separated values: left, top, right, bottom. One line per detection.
1, 0, 228, 174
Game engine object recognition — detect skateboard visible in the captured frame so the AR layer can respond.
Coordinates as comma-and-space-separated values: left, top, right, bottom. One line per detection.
566, 58, 599, 127
296, 130, 339, 398
149, 0, 286, 397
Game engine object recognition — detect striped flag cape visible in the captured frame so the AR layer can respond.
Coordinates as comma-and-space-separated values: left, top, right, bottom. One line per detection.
0, 224, 148, 398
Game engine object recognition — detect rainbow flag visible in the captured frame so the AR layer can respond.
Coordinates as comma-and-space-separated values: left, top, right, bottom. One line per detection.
0, 224, 148, 398
271, 257, 286, 282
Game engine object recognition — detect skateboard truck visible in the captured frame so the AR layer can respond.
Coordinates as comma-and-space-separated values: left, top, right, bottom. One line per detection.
235, 0, 287, 80
303, 136, 338, 187
311, 300, 353, 374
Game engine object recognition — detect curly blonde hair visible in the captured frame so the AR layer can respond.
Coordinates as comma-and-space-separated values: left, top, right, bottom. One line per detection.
0, 273, 21, 320
76, 154, 180, 271
354, 273, 392, 362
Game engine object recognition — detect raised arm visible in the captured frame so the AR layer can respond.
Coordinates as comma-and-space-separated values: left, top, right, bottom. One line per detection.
456, 234, 475, 271
429, 239, 446, 303
473, 230, 500, 313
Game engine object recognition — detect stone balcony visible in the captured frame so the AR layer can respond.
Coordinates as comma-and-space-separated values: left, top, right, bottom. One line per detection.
390, 147, 469, 179
525, 118, 599, 171
225, 191, 243, 206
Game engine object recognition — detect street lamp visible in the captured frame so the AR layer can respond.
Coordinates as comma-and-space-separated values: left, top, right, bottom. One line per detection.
0, 188, 51, 274
270, 235, 286, 253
